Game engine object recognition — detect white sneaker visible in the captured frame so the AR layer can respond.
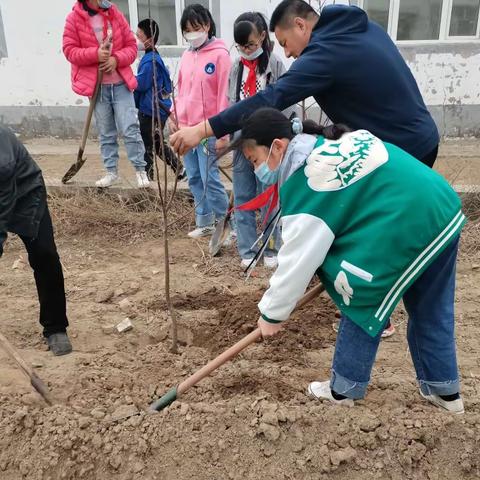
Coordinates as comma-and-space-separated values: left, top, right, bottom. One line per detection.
307, 381, 355, 407
241, 258, 253, 268
420, 390, 464, 414
136, 171, 150, 188
222, 230, 236, 247
95, 172, 119, 188
264, 256, 278, 269
188, 225, 215, 239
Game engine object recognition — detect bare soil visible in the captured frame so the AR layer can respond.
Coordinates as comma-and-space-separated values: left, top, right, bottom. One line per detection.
0, 145, 479, 479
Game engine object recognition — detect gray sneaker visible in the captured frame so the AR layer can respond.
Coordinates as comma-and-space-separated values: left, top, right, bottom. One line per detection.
46, 333, 73, 356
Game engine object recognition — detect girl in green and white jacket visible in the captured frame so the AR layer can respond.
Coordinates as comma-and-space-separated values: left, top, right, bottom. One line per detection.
229, 107, 465, 414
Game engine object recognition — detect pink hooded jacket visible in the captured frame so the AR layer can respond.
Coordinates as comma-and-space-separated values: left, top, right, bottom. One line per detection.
174, 39, 231, 127
63, 1, 137, 97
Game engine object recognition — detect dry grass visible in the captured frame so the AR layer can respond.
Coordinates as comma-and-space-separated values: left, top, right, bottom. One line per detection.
48, 189, 194, 243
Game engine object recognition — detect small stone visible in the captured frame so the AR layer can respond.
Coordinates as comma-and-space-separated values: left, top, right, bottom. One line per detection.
258, 422, 281, 441
102, 324, 116, 335
119, 298, 132, 311
78, 417, 90, 429
114, 288, 125, 298
263, 445, 276, 457
330, 447, 357, 466
472, 264, 480, 270
261, 411, 278, 426
90, 408, 106, 420
132, 461, 144, 473
31, 359, 44, 369
359, 416, 381, 432
180, 403, 190, 416
96, 289, 114, 303
111, 404, 139, 422
109, 455, 122, 470
152, 269, 161, 275
12, 258, 25, 270
116, 318, 133, 333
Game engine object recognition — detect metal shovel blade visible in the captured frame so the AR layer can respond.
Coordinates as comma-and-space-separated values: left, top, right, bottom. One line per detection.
209, 216, 231, 257
62, 150, 86, 184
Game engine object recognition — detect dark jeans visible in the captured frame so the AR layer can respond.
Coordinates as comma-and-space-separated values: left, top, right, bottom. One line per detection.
138, 112, 182, 179
19, 205, 68, 337
332, 236, 460, 399
384, 144, 439, 329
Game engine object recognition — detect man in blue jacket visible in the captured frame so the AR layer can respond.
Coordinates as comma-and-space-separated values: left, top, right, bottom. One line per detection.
135, 19, 185, 181
170, 0, 439, 168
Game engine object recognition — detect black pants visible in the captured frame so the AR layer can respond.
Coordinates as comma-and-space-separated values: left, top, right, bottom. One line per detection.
419, 145, 439, 168
138, 112, 182, 180
19, 205, 68, 337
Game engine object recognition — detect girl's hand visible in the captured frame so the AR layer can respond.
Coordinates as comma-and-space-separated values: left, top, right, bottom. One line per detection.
98, 47, 110, 63
168, 116, 179, 134
257, 317, 283, 338
215, 137, 229, 155
170, 125, 204, 154
100, 56, 117, 73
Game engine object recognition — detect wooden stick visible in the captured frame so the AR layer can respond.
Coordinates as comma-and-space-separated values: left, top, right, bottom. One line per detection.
0, 332, 52, 405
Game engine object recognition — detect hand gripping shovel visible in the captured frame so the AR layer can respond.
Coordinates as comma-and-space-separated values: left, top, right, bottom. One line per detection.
62, 70, 104, 184
149, 282, 325, 412
0, 332, 53, 405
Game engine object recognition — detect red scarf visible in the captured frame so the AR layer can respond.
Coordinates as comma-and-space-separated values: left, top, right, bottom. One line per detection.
86, 1, 114, 40
240, 58, 259, 97
231, 184, 278, 226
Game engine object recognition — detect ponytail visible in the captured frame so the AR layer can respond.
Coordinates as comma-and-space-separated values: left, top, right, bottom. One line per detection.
302, 120, 350, 140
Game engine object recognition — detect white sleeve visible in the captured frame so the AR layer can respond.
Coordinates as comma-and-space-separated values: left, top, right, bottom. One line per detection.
258, 213, 335, 322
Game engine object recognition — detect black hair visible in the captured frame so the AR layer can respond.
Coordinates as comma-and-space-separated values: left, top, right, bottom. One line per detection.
138, 19, 159, 44
269, 0, 319, 31
180, 4, 216, 39
234, 12, 273, 75
229, 108, 350, 152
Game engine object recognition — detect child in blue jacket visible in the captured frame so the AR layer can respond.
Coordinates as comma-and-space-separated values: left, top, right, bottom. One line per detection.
135, 19, 185, 181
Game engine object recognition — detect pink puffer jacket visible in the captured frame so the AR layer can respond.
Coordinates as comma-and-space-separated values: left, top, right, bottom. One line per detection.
63, 2, 137, 97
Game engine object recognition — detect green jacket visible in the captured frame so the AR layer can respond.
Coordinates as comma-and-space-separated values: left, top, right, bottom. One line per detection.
259, 131, 465, 337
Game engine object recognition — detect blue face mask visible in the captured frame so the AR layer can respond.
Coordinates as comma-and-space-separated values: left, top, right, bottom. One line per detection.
99, 0, 111, 9
254, 144, 281, 185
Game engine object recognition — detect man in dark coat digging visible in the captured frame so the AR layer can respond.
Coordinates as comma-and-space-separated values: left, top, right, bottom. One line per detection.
0, 126, 72, 355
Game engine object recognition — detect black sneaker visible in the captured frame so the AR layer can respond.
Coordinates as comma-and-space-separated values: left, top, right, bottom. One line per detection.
46, 333, 73, 356
176, 167, 187, 181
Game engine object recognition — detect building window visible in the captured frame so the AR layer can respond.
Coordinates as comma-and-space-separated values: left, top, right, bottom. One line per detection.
0, 5, 7, 59
449, 0, 480, 36
363, 0, 391, 31
358, 0, 480, 41
397, 0, 443, 40
115, 0, 213, 46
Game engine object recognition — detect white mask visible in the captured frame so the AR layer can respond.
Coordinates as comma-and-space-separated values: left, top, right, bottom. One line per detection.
136, 39, 145, 52
239, 47, 264, 61
184, 31, 208, 49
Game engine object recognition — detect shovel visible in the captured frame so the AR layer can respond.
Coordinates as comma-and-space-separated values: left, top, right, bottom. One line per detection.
0, 332, 53, 405
62, 70, 103, 184
209, 190, 234, 256
149, 282, 325, 412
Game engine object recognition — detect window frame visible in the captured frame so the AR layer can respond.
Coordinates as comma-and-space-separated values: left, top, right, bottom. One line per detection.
125, 0, 213, 48
357, 0, 480, 43
0, 5, 7, 59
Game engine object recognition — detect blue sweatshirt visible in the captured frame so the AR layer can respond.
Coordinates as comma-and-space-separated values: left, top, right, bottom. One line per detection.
209, 5, 439, 160
134, 50, 172, 121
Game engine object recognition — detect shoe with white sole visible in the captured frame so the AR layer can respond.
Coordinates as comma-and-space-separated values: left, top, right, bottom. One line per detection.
381, 323, 396, 338
188, 225, 215, 239
136, 171, 150, 188
307, 381, 355, 407
420, 390, 464, 414
222, 230, 236, 247
264, 255, 278, 269
95, 172, 119, 188
241, 258, 254, 268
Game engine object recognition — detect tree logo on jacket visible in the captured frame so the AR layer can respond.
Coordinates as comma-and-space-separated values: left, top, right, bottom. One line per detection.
305, 130, 389, 192
205, 63, 216, 75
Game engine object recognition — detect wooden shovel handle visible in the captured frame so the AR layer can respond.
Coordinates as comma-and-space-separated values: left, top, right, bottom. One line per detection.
79, 70, 104, 153
0, 332, 34, 379
177, 283, 325, 396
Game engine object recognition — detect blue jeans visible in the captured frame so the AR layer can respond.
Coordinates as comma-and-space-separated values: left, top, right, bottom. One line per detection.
233, 149, 280, 259
331, 236, 460, 399
183, 137, 229, 227
94, 82, 146, 173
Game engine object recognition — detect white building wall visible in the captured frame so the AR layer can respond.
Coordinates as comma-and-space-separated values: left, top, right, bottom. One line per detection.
0, 0, 478, 136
